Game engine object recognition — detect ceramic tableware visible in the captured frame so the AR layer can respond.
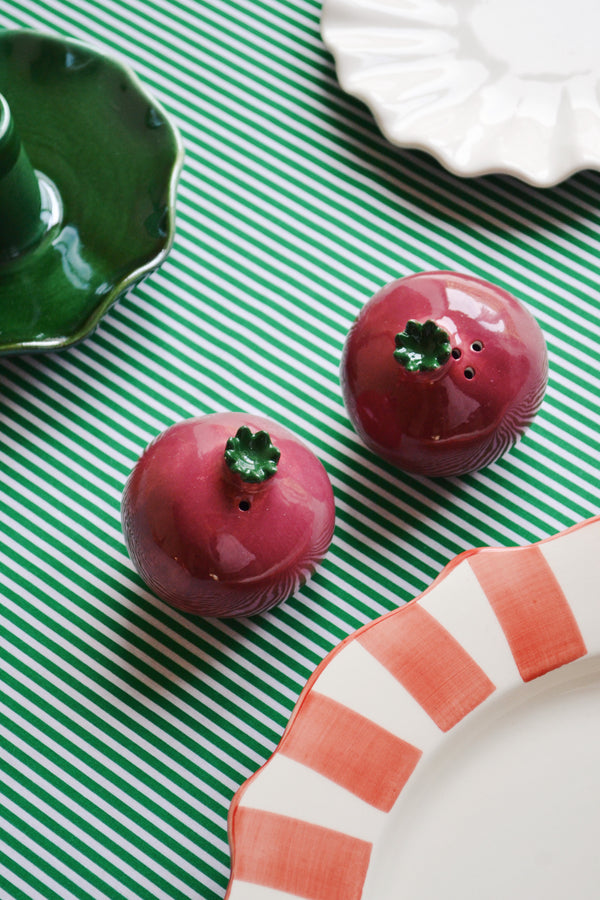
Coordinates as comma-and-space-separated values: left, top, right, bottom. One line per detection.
227, 516, 600, 898
321, 0, 600, 186
121, 413, 336, 618
340, 271, 548, 477
0, 29, 183, 355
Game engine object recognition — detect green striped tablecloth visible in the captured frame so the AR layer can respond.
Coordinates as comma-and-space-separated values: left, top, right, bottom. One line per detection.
1, 2, 600, 898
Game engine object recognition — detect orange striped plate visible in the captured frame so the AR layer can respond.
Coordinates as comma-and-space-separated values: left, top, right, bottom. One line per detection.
226, 516, 600, 899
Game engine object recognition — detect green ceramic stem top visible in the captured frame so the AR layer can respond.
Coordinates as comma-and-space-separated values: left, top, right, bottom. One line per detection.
0, 93, 20, 175
224, 426, 281, 483
0, 92, 45, 261
394, 319, 452, 373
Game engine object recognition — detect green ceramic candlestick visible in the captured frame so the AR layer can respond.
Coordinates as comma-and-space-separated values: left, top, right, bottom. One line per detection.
0, 92, 46, 261
0, 29, 183, 355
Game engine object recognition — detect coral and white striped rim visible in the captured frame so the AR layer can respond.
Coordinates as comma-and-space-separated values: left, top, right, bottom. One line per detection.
226, 515, 600, 899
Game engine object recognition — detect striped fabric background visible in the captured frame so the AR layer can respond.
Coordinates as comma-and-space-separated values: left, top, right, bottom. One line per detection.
1, 2, 599, 899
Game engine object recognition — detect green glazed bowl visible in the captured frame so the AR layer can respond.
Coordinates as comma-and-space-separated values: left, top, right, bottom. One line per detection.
0, 29, 184, 355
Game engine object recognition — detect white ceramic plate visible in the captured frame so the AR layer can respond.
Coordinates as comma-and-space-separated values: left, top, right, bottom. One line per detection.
321, 0, 600, 186
226, 516, 600, 899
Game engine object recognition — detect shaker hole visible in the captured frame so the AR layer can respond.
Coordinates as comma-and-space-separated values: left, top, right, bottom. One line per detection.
464, 367, 475, 379
239, 499, 251, 512
471, 340, 483, 352
451, 348, 461, 359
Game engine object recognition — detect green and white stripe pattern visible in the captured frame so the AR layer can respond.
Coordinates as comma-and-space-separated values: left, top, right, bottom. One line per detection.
1, 2, 600, 898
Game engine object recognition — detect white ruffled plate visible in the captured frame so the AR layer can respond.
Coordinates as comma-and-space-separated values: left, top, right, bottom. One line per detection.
226, 516, 600, 898
321, 0, 600, 187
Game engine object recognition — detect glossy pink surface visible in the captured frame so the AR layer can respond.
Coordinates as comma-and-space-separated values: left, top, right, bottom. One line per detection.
121, 412, 335, 617
341, 271, 548, 477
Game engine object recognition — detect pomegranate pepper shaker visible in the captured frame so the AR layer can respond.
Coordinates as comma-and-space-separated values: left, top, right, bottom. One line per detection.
341, 271, 548, 477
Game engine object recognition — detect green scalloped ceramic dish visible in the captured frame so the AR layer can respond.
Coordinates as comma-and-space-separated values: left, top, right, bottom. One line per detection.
0, 29, 184, 355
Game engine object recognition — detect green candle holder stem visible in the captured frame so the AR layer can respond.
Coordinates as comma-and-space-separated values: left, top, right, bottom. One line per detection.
0, 92, 62, 264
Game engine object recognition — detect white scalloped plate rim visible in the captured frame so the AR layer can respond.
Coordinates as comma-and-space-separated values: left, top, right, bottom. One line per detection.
320, 0, 600, 187
226, 515, 600, 899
